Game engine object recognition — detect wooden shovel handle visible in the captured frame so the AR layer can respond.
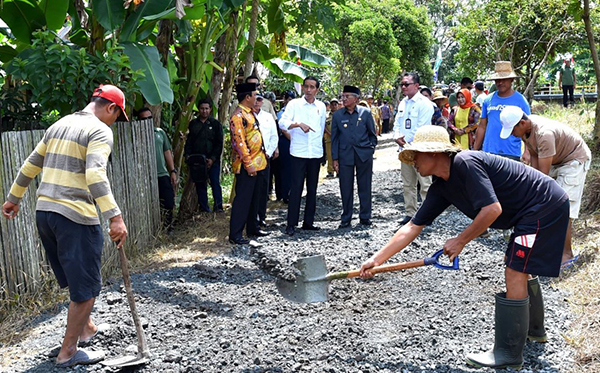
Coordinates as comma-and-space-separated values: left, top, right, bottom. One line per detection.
118, 246, 151, 359
345, 259, 426, 279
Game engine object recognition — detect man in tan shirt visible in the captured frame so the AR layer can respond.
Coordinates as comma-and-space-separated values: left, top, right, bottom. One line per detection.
500, 106, 591, 269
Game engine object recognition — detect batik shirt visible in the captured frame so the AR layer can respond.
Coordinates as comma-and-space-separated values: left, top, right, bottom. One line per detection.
230, 104, 267, 174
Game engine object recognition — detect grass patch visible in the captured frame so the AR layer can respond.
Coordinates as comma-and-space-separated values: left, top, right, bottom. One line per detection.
538, 103, 600, 372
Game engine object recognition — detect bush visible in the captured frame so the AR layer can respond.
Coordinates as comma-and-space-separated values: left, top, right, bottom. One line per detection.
3, 30, 142, 128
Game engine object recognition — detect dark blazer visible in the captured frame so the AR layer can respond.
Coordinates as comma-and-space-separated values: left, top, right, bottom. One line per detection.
331, 105, 377, 166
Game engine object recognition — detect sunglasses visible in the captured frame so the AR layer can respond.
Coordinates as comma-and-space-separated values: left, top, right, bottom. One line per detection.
400, 82, 416, 87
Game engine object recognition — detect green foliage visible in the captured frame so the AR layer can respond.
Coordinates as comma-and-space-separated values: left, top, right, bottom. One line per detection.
4, 30, 141, 126
328, 0, 432, 94
92, 0, 127, 32
0, 0, 46, 43
122, 43, 173, 105
454, 0, 576, 82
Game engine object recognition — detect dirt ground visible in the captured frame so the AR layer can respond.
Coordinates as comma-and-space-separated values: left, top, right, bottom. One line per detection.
0, 134, 577, 372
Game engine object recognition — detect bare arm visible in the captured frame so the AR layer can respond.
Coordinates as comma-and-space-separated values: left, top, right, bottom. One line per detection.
443, 202, 502, 260
360, 222, 424, 278
536, 156, 552, 175
473, 117, 487, 150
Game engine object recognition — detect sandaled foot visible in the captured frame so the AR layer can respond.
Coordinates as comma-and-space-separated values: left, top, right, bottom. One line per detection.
55, 349, 105, 368
560, 255, 580, 272
79, 323, 110, 346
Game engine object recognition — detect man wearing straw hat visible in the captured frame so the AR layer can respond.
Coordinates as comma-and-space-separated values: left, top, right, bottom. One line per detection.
360, 125, 570, 369
2, 84, 129, 367
473, 61, 530, 161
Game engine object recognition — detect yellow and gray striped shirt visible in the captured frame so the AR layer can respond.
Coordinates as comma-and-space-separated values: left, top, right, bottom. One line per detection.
7, 111, 121, 225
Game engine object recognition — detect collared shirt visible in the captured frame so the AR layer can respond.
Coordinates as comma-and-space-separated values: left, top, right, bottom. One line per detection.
393, 91, 434, 146
230, 104, 267, 174
256, 109, 279, 157
279, 96, 327, 158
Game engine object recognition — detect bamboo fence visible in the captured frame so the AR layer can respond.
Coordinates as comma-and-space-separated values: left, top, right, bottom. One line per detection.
0, 119, 161, 300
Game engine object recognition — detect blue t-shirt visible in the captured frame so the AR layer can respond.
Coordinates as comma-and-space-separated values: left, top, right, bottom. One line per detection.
481, 91, 530, 157
412, 151, 568, 229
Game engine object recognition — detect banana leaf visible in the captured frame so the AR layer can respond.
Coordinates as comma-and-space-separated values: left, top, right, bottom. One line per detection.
122, 42, 174, 105
0, 0, 46, 43
39, 0, 69, 31
92, 0, 126, 32
287, 44, 334, 67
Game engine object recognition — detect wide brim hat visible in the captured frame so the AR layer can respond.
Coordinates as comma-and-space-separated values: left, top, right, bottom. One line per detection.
398, 126, 462, 165
487, 61, 520, 80
432, 90, 448, 102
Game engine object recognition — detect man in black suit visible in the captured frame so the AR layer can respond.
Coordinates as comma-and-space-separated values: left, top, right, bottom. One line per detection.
332, 85, 378, 228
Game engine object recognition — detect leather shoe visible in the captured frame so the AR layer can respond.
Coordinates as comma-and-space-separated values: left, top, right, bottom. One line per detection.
301, 224, 320, 231
249, 230, 270, 237
359, 219, 372, 226
338, 221, 351, 229
399, 215, 413, 225
229, 237, 250, 245
285, 226, 295, 236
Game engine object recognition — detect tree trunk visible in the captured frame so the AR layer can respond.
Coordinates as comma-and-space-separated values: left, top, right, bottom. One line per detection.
219, 10, 244, 125
88, 1, 105, 55
583, 0, 600, 154
243, 0, 260, 78
177, 176, 199, 219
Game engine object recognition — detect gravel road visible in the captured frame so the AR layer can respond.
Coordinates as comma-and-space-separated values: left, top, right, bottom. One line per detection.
1, 135, 575, 372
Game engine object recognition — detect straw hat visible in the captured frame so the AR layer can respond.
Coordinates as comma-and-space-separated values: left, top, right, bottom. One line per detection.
398, 126, 462, 165
487, 61, 520, 80
432, 90, 448, 102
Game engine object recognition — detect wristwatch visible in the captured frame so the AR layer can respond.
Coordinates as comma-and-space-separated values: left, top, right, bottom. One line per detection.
170, 168, 178, 174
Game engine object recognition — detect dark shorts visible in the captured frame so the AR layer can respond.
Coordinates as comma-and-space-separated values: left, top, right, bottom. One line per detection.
36, 211, 104, 302
505, 199, 569, 277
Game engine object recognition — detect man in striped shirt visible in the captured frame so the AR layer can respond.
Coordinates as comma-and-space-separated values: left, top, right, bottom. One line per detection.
2, 84, 128, 368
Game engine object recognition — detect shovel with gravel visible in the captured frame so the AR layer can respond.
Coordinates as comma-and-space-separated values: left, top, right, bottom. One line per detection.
101, 244, 151, 367
276, 249, 459, 303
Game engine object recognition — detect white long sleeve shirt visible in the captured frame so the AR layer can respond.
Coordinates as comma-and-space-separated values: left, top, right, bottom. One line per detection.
394, 92, 434, 148
279, 96, 327, 158
256, 109, 279, 158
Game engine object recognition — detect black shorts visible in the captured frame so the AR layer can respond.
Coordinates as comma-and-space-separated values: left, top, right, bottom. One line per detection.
36, 211, 104, 302
505, 199, 569, 277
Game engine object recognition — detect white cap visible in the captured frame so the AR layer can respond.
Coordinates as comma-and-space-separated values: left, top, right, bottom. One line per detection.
499, 106, 525, 139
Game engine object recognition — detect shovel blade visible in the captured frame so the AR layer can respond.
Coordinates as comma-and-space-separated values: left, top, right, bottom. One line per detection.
275, 254, 330, 303
101, 355, 149, 367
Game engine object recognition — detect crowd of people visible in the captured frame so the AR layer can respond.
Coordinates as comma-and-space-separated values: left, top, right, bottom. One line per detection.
0, 57, 592, 369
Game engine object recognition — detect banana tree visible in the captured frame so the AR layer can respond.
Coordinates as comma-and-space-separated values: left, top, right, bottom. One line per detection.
171, 0, 237, 173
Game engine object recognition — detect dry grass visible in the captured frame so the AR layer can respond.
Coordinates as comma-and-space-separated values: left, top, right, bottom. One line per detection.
540, 102, 600, 372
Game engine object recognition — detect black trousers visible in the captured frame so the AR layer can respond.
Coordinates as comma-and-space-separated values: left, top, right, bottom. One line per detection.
562, 85, 574, 107
382, 118, 390, 133
274, 135, 292, 201
257, 159, 271, 222
229, 168, 263, 239
287, 156, 321, 227
157, 176, 175, 229
339, 152, 373, 223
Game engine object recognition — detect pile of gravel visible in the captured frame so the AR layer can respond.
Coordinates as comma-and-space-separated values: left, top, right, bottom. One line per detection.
2, 152, 575, 372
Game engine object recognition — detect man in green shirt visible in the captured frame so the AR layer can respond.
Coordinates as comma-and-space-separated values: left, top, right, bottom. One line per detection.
559, 59, 576, 108
138, 108, 178, 233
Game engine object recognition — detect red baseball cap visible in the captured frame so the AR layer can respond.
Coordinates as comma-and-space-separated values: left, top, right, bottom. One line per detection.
92, 84, 129, 121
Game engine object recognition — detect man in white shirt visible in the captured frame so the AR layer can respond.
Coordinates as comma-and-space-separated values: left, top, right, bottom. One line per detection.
474, 81, 488, 106
279, 76, 327, 236
394, 72, 434, 225
254, 95, 279, 227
